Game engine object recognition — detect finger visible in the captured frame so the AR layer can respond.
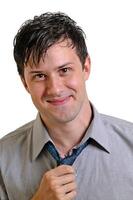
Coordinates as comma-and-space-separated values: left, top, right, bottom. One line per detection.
58, 174, 76, 185
63, 181, 77, 194
65, 190, 77, 200
50, 165, 75, 177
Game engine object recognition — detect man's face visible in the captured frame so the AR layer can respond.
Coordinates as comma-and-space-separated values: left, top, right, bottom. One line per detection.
22, 40, 91, 124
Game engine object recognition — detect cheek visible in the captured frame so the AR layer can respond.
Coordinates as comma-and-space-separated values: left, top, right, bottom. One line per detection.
28, 84, 45, 99
66, 73, 85, 90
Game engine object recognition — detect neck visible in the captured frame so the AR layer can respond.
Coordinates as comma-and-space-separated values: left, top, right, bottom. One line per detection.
41, 99, 92, 156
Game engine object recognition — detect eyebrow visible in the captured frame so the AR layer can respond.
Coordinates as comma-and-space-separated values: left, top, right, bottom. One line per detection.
29, 70, 45, 74
57, 62, 73, 69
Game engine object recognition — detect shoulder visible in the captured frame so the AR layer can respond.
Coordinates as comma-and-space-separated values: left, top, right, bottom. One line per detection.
0, 120, 36, 169
0, 120, 35, 151
101, 113, 133, 130
100, 113, 133, 143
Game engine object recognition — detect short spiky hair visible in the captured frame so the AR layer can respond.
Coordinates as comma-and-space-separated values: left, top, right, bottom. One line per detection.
13, 12, 88, 77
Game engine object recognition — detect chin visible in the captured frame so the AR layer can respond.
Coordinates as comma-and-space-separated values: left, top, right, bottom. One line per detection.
52, 111, 79, 123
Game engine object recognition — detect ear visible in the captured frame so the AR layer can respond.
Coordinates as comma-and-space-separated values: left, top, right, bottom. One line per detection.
20, 76, 30, 93
83, 56, 91, 80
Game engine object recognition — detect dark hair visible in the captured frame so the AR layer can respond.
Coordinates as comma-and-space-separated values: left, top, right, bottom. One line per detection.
13, 12, 88, 77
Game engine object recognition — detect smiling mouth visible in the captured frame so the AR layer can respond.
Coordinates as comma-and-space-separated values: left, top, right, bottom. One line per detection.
47, 96, 71, 106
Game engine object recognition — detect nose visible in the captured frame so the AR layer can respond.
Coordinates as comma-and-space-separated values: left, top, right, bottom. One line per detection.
45, 75, 64, 96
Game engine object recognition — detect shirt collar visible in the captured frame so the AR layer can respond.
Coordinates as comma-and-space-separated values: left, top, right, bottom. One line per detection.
82, 105, 111, 153
32, 105, 110, 161
32, 113, 52, 161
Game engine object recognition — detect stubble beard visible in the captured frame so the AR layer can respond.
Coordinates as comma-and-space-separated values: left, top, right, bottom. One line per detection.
41, 95, 86, 125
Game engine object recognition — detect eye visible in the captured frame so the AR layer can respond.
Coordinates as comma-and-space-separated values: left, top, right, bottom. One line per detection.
61, 68, 68, 72
33, 73, 47, 81
59, 67, 71, 75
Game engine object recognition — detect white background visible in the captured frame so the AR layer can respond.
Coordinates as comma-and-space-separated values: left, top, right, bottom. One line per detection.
0, 0, 133, 138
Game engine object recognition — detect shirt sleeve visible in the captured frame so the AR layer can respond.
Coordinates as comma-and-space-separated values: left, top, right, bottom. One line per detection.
0, 171, 8, 200
0, 141, 9, 200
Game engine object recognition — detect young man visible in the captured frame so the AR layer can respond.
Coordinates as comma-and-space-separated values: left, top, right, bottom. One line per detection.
0, 12, 133, 200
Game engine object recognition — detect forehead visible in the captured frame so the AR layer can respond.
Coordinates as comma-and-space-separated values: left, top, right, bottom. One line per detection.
44, 39, 76, 59
26, 39, 78, 69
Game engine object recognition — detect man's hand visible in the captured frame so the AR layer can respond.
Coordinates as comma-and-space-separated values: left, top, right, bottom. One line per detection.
32, 165, 77, 200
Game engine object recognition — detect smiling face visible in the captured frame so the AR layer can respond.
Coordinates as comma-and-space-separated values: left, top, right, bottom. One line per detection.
22, 40, 91, 125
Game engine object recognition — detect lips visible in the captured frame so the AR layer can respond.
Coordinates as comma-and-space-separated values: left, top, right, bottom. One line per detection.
46, 96, 71, 106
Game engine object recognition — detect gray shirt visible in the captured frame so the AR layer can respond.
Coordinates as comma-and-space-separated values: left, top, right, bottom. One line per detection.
1, 106, 133, 200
